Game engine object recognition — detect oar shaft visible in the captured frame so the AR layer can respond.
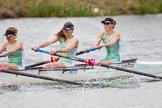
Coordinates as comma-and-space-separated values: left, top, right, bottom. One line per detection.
1, 69, 83, 85
55, 53, 84, 62
56, 53, 162, 80
25, 61, 48, 69
99, 63, 162, 80
76, 51, 85, 56
27, 49, 60, 69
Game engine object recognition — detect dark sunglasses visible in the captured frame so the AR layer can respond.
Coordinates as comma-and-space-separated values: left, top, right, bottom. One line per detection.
6, 34, 14, 38
103, 22, 112, 25
63, 28, 73, 31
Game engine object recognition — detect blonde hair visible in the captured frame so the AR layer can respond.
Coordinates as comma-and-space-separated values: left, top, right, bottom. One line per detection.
6, 27, 18, 35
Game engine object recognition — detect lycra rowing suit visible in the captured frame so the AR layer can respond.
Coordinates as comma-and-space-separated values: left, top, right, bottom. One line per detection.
57, 36, 77, 66
5, 41, 25, 70
102, 31, 121, 63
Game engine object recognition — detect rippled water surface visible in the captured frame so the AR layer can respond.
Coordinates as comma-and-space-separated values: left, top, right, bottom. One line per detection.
0, 14, 162, 108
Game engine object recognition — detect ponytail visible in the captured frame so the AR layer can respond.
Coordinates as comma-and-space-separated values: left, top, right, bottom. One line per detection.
56, 29, 66, 40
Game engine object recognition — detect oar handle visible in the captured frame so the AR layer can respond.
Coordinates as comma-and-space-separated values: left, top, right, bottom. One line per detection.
37, 49, 50, 54
76, 46, 104, 56
31, 48, 50, 55
28, 49, 60, 69
76, 51, 85, 55
35, 49, 98, 66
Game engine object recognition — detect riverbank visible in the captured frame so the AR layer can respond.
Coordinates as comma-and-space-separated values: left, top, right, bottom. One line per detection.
0, 0, 162, 18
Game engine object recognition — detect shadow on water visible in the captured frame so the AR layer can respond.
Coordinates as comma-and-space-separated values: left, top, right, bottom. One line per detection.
0, 76, 143, 93
0, 83, 19, 93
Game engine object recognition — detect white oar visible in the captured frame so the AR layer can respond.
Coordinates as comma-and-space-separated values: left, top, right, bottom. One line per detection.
36, 49, 162, 80
0, 68, 83, 85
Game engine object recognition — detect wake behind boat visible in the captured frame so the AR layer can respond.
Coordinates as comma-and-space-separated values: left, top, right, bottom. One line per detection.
0, 58, 162, 85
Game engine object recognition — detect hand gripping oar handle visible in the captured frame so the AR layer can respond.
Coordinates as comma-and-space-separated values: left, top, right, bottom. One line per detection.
25, 56, 59, 69
26, 49, 59, 69
76, 46, 104, 56
32, 48, 50, 54
0, 68, 83, 85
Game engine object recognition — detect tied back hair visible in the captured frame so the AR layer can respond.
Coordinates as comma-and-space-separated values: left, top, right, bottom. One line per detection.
56, 28, 66, 40
112, 20, 116, 28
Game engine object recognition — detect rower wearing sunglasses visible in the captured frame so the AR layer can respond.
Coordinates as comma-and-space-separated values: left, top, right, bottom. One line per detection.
0, 27, 25, 70
84, 17, 121, 64
32, 22, 79, 68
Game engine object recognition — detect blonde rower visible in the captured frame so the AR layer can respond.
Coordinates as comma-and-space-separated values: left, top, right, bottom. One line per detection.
0, 27, 25, 70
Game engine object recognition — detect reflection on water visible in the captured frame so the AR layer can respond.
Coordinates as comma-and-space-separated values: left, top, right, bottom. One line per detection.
0, 83, 19, 92
0, 75, 141, 92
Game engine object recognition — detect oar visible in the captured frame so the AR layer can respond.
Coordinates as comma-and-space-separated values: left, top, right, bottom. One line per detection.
0, 68, 83, 85
25, 56, 60, 69
0, 55, 4, 58
36, 49, 162, 80
76, 45, 104, 55
25, 61, 49, 69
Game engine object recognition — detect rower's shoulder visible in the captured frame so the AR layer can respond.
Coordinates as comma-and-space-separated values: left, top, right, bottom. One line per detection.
15, 40, 23, 47
2, 41, 8, 45
97, 32, 105, 39
114, 31, 120, 35
100, 32, 105, 36
16, 40, 23, 44
0, 41, 8, 48
73, 36, 79, 41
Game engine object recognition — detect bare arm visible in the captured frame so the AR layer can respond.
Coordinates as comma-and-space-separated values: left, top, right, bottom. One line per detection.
104, 32, 120, 47
7, 41, 23, 54
92, 32, 104, 47
1, 41, 23, 57
49, 37, 79, 54
60, 37, 79, 53
33, 35, 59, 50
0, 42, 7, 54
82, 32, 104, 52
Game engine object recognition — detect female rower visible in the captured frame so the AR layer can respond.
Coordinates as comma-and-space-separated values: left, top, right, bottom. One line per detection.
32, 22, 79, 68
0, 27, 25, 70
85, 17, 121, 64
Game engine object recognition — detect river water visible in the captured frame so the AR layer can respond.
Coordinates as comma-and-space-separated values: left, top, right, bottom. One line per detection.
0, 14, 162, 108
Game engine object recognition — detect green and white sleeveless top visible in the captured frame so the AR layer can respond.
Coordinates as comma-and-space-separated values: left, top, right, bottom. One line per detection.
5, 41, 25, 67
58, 36, 77, 65
102, 31, 121, 62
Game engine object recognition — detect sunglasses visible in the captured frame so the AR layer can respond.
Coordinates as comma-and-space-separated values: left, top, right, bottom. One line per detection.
103, 22, 112, 25
63, 28, 73, 31
6, 34, 14, 38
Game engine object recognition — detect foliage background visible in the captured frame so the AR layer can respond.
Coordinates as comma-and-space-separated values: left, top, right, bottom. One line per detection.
0, 0, 162, 18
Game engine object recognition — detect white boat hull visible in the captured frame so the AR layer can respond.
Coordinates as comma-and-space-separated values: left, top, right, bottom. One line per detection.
0, 62, 162, 85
